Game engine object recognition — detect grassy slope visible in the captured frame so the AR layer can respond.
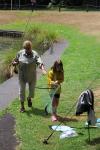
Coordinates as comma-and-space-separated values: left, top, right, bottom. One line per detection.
0, 23, 100, 150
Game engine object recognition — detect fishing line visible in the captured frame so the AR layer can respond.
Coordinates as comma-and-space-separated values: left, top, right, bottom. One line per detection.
42, 72, 100, 144
8, 10, 34, 75
35, 86, 55, 89
10, 10, 33, 52
43, 99, 77, 144
0, 10, 34, 81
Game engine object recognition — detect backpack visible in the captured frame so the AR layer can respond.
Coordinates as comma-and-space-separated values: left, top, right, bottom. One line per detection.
76, 89, 94, 115
76, 89, 96, 125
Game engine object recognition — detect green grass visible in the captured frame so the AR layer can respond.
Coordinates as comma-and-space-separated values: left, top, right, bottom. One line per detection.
0, 22, 100, 150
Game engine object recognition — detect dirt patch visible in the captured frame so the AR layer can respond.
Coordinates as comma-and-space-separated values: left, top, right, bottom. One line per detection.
94, 88, 100, 112
0, 113, 19, 150
94, 88, 100, 99
1, 11, 100, 39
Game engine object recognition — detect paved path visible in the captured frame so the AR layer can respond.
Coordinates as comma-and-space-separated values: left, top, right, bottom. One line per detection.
0, 113, 19, 150
0, 40, 68, 110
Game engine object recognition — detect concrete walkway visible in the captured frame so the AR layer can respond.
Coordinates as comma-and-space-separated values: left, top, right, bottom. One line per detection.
0, 40, 68, 110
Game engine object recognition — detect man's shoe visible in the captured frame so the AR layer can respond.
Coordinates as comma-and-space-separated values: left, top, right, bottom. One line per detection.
27, 97, 32, 107
20, 107, 25, 113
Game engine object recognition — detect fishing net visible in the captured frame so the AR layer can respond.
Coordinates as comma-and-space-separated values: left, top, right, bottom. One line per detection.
35, 75, 81, 117
35, 75, 61, 115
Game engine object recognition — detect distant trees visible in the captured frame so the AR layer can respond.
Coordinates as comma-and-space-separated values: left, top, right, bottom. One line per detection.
50, 0, 83, 5
0, 0, 100, 9
49, 0, 100, 6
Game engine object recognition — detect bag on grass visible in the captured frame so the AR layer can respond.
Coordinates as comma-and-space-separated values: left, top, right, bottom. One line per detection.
76, 89, 96, 125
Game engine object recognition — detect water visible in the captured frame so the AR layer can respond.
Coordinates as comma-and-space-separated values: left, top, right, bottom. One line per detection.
0, 42, 11, 51
0, 37, 13, 51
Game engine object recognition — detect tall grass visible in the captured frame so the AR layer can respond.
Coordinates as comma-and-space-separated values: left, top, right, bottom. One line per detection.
0, 26, 59, 83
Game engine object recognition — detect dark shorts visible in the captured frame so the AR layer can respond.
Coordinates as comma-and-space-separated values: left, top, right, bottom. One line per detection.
54, 94, 60, 98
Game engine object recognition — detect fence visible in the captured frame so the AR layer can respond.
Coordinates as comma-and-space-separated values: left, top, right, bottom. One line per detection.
0, 2, 100, 11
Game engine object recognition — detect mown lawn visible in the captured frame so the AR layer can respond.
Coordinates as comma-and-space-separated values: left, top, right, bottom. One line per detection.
0, 22, 100, 150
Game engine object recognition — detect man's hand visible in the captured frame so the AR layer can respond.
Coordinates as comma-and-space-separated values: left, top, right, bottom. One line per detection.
54, 80, 59, 85
40, 64, 47, 75
12, 61, 18, 66
12, 59, 19, 66
42, 69, 47, 75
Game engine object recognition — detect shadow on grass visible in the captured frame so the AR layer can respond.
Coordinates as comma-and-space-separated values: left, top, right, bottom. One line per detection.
86, 137, 100, 145
57, 115, 78, 123
25, 107, 50, 118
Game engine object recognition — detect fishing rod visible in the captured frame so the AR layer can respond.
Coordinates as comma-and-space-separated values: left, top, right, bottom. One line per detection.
35, 86, 55, 89
42, 72, 100, 144
43, 100, 77, 144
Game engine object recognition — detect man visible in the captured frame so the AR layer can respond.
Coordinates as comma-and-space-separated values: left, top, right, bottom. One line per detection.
31, 0, 36, 11
12, 40, 46, 112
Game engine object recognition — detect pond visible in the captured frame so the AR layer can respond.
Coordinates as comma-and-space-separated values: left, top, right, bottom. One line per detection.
0, 42, 11, 51
0, 37, 14, 51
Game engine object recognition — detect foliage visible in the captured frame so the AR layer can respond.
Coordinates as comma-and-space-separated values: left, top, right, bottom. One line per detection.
0, 25, 59, 83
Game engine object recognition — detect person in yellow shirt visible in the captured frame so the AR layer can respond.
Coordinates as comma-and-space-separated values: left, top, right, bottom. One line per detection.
48, 59, 64, 122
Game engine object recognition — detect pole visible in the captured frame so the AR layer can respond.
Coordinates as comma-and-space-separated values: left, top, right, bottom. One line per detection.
19, 0, 20, 9
88, 120, 91, 143
11, 0, 12, 10
86, 2, 89, 12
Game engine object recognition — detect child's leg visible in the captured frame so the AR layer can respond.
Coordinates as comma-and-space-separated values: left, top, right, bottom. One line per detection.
52, 98, 59, 115
52, 94, 60, 114
51, 99, 58, 121
51, 94, 60, 121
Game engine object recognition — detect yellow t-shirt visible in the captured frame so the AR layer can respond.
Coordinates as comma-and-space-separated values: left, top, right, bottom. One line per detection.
48, 69, 64, 94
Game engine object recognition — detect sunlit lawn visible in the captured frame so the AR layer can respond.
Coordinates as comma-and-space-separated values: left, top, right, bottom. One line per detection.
0, 18, 100, 150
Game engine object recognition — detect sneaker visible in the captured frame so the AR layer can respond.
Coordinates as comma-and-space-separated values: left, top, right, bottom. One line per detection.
27, 97, 32, 107
20, 107, 25, 113
51, 115, 57, 122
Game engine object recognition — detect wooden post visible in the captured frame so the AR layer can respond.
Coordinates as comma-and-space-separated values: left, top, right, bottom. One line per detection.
19, 0, 20, 9
11, 0, 13, 10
